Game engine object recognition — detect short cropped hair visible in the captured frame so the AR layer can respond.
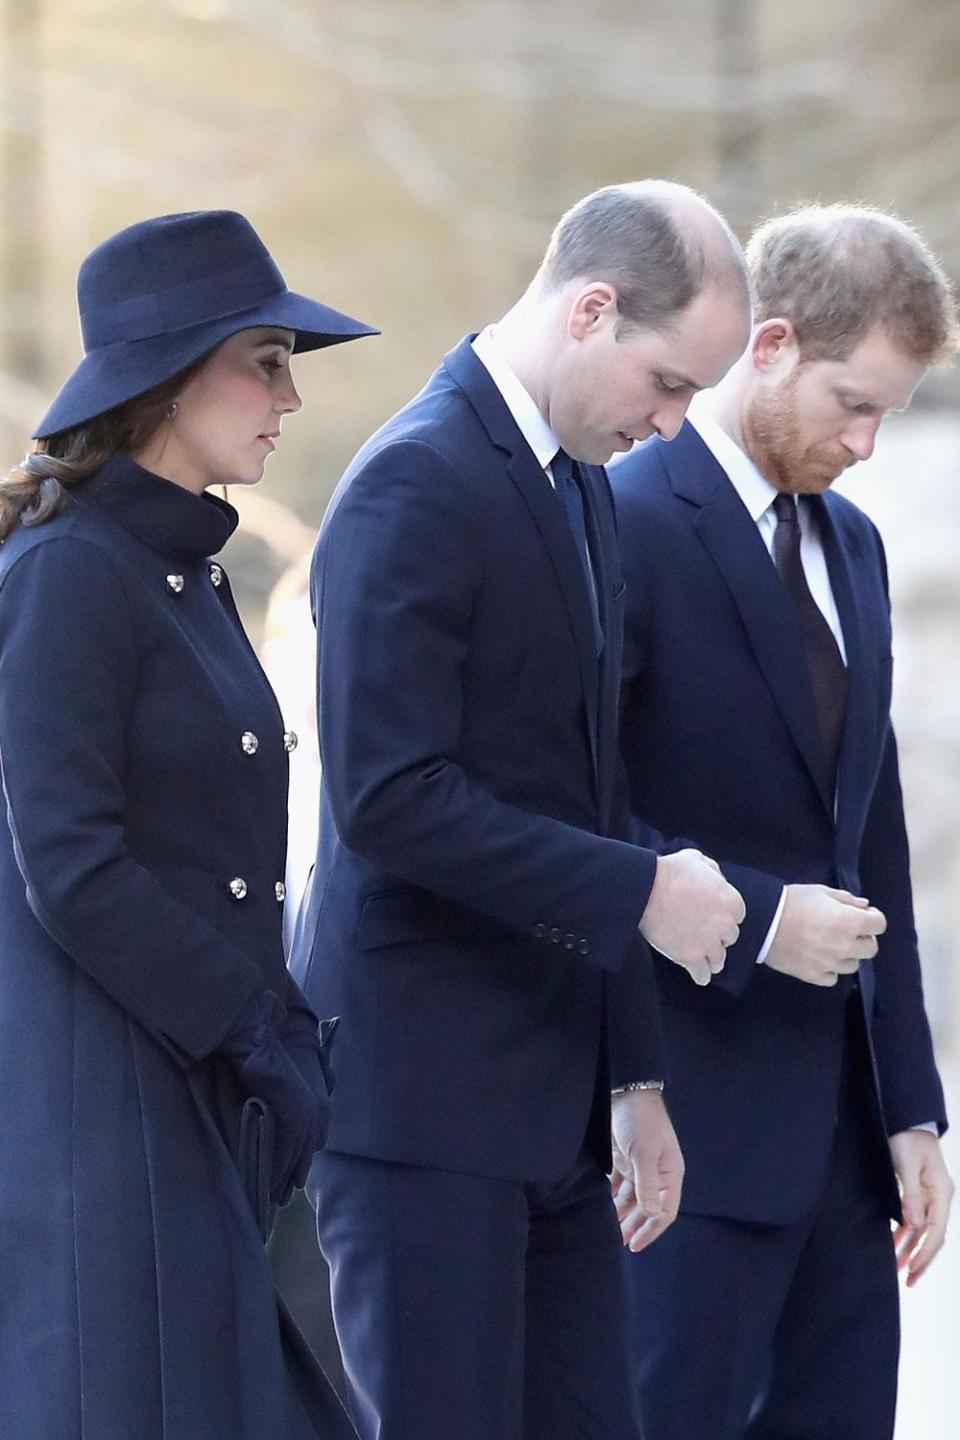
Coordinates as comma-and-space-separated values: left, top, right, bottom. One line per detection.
747, 204, 958, 364
537, 183, 747, 335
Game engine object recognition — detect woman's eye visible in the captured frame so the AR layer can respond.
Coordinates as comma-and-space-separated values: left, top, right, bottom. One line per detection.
260, 357, 283, 375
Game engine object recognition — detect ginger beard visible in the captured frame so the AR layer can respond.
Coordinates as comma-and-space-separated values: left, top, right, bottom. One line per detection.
743, 367, 857, 496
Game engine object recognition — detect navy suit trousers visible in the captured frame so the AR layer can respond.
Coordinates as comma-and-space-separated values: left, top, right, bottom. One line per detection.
626, 1001, 900, 1440
310, 1148, 642, 1440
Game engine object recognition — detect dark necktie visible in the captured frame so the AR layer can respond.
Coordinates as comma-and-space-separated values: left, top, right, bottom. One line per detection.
771, 492, 847, 787
552, 449, 604, 655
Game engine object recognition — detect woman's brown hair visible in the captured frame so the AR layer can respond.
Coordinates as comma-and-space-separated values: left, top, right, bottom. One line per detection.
0, 356, 209, 542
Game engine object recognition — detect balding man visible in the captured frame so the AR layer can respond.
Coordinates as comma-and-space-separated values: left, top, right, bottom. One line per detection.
612, 204, 956, 1440
290, 182, 750, 1439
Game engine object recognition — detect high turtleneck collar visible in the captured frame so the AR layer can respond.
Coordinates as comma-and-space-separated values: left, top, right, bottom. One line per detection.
73, 453, 239, 559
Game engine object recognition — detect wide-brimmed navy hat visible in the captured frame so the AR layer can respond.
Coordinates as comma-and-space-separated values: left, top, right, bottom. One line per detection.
33, 209, 379, 438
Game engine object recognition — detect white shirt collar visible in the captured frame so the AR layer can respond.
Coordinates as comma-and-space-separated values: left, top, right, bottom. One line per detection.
686, 392, 782, 525
472, 326, 560, 471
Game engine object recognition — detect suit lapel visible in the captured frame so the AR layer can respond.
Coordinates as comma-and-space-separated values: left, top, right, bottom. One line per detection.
443, 338, 602, 798
663, 423, 834, 816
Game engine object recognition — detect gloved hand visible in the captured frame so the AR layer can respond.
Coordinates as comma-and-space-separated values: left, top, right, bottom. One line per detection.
220, 990, 330, 1207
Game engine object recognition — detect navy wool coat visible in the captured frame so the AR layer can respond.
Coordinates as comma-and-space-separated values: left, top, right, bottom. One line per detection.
0, 456, 353, 1439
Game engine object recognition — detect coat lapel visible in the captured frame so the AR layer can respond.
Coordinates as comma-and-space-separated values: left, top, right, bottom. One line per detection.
443, 338, 602, 798
662, 423, 834, 816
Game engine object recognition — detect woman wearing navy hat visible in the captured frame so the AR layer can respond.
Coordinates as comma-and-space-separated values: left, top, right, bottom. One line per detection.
0, 211, 375, 1438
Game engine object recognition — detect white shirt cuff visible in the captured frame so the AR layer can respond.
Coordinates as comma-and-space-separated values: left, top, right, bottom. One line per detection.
757, 886, 788, 964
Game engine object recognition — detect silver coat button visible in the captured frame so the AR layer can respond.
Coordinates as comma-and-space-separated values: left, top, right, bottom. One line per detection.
240, 731, 259, 755
209, 563, 223, 588
166, 574, 184, 594
228, 877, 248, 900
283, 730, 298, 753
275, 881, 286, 903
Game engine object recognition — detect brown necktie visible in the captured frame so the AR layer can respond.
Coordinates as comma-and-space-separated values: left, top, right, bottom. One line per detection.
771, 492, 848, 787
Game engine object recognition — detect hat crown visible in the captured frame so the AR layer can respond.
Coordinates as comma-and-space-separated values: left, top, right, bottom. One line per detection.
78, 210, 287, 353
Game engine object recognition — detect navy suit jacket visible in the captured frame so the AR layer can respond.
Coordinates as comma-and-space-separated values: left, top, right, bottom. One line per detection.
612, 422, 946, 1224
290, 335, 664, 1184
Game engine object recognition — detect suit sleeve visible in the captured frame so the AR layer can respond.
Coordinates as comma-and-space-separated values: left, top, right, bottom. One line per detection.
858, 738, 946, 1136
314, 440, 658, 974
0, 538, 263, 1061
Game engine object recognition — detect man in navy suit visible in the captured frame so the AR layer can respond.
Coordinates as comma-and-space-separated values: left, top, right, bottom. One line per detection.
290, 181, 752, 1439
612, 204, 956, 1440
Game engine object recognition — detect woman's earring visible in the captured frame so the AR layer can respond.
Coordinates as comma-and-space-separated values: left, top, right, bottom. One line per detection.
167, 400, 179, 419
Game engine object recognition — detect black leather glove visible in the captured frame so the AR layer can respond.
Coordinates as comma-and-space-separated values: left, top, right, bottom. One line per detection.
220, 990, 328, 1207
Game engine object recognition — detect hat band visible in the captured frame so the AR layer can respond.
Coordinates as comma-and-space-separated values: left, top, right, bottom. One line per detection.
80, 254, 288, 352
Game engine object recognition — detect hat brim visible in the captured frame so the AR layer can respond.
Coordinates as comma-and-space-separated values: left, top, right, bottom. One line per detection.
32, 289, 378, 439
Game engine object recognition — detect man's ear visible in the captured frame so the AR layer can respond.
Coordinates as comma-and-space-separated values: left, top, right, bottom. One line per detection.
751, 317, 799, 375
568, 282, 619, 340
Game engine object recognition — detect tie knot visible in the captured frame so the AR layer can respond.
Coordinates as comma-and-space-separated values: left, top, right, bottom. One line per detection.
772, 492, 798, 525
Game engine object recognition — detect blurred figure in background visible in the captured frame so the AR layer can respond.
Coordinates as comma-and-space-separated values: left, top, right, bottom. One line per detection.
290, 180, 751, 1440
612, 204, 957, 1440
0, 209, 375, 1439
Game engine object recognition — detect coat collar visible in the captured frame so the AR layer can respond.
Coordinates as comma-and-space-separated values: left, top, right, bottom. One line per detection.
73, 453, 239, 560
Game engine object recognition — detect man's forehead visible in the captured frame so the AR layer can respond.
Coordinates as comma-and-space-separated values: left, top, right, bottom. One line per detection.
814, 327, 927, 408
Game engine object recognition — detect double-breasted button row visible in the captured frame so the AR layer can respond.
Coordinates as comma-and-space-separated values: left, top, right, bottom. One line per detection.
238, 730, 297, 755
531, 922, 590, 956
165, 565, 224, 595
227, 877, 287, 903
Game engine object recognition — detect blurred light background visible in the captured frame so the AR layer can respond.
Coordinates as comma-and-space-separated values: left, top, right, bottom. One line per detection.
1, 2, 957, 1434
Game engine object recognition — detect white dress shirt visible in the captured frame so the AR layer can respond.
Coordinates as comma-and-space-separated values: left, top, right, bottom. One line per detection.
472, 327, 560, 481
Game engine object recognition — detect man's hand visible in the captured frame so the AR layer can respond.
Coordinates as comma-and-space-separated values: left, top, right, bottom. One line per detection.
610, 1090, 684, 1253
639, 849, 745, 986
764, 884, 886, 987
889, 1129, 954, 1286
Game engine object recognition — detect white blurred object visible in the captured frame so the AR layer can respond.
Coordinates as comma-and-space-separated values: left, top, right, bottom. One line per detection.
260, 551, 321, 948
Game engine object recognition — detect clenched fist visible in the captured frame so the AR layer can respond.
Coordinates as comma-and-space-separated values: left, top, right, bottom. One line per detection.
764, 884, 886, 986
638, 849, 746, 986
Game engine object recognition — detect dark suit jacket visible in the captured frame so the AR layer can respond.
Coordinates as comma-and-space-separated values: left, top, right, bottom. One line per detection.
611, 421, 946, 1225
290, 335, 664, 1184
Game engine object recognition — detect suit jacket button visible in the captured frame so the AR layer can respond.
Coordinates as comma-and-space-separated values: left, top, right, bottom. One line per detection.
209, 563, 224, 587
275, 881, 286, 903
533, 923, 548, 939
549, 927, 561, 944
228, 877, 248, 900
166, 574, 184, 594
577, 939, 590, 956
283, 730, 298, 752
240, 731, 259, 755
563, 933, 576, 949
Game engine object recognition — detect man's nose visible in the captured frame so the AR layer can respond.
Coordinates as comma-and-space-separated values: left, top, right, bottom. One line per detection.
841, 415, 881, 463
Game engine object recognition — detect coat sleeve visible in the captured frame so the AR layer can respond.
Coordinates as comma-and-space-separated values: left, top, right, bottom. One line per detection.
314, 440, 657, 974
0, 537, 263, 1061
